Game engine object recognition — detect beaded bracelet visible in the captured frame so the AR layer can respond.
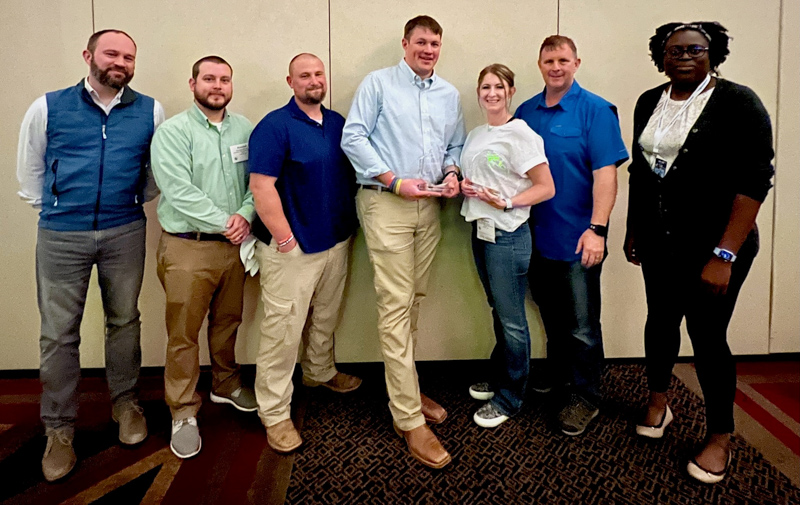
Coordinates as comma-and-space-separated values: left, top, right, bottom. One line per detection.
278, 234, 295, 248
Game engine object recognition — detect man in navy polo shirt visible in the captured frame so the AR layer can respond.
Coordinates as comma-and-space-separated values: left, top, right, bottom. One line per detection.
249, 53, 361, 454
515, 35, 629, 436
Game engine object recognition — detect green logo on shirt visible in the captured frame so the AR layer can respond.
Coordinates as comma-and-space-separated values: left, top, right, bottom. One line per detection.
486, 153, 507, 173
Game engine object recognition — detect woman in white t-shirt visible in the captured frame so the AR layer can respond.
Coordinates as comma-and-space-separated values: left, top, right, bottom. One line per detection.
460, 64, 555, 428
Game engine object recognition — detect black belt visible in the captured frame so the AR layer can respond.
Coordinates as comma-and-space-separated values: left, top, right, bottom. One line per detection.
360, 184, 388, 192
169, 231, 229, 242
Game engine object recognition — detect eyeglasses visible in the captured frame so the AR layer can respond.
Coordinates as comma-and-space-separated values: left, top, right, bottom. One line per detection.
665, 45, 709, 59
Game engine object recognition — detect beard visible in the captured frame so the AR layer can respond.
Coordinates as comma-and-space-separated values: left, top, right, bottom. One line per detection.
90, 59, 133, 90
194, 90, 231, 111
297, 87, 326, 105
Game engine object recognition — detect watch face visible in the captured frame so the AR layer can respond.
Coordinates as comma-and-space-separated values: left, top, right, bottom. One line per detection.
719, 250, 733, 261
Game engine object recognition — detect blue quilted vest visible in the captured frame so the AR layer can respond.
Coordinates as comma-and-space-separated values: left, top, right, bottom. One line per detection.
41, 81, 155, 231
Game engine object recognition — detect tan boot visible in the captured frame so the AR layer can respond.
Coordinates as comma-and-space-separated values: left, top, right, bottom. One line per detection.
112, 400, 148, 445
420, 393, 447, 424
42, 428, 77, 482
393, 423, 451, 469
302, 372, 362, 393
266, 419, 302, 454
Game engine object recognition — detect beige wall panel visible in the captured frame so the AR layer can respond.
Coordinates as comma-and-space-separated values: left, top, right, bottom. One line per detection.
329, 1, 558, 362
560, 1, 781, 357
1, 0, 94, 369
771, 0, 800, 353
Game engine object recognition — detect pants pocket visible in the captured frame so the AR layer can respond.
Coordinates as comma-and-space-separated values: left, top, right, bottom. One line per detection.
262, 293, 294, 347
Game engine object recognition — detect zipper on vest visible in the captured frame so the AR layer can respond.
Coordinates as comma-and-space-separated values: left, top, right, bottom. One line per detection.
94, 116, 107, 229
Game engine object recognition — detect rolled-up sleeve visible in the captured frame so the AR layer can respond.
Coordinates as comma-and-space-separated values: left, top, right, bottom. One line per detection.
341, 74, 391, 179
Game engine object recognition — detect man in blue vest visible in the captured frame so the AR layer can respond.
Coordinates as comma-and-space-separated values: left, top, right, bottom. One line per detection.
16, 29, 165, 481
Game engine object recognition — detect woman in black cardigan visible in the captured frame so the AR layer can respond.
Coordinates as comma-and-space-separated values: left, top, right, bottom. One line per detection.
624, 22, 774, 484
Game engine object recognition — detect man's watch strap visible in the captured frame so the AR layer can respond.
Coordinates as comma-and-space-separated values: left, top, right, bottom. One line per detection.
713, 247, 737, 262
444, 170, 463, 182
589, 224, 608, 237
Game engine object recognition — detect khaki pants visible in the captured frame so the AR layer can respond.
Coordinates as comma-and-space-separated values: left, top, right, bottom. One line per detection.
356, 189, 441, 431
156, 232, 244, 420
254, 237, 350, 427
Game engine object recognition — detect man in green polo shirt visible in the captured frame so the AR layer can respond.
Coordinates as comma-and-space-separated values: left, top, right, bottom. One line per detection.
151, 55, 257, 459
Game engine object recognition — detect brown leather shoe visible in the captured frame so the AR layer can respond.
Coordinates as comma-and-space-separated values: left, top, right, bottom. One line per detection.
302, 372, 362, 393
393, 423, 451, 469
266, 419, 303, 454
421, 393, 447, 424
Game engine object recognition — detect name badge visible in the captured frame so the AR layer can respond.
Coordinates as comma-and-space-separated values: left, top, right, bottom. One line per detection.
653, 158, 668, 178
476, 218, 496, 243
230, 143, 249, 163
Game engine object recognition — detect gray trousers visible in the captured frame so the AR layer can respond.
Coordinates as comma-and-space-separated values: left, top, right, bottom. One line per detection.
36, 219, 146, 434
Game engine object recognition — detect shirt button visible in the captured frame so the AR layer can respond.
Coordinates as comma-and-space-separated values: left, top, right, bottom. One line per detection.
691, 128, 699, 133
682, 148, 688, 153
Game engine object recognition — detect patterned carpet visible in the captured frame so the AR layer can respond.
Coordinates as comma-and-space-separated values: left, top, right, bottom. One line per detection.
1, 364, 799, 504
288, 363, 800, 505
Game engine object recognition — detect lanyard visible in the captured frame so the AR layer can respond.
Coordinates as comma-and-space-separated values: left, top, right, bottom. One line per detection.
653, 73, 711, 155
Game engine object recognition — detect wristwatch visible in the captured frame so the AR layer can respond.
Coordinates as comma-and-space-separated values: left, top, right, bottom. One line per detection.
444, 169, 463, 182
588, 224, 608, 237
713, 247, 737, 263
504, 198, 513, 212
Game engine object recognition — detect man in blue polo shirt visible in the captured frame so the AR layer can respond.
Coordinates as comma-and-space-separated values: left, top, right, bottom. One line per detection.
515, 35, 629, 436
249, 53, 361, 454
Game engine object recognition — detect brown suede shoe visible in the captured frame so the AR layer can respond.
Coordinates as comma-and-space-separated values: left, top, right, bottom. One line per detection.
421, 393, 448, 424
42, 428, 76, 482
112, 400, 148, 445
266, 419, 303, 454
302, 372, 362, 393
393, 423, 451, 469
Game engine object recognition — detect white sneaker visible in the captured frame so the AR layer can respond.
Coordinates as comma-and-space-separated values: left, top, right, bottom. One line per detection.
469, 382, 495, 400
473, 402, 509, 428
170, 417, 201, 459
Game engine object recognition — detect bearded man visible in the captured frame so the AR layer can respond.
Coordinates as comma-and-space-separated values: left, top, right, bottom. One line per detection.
17, 29, 165, 481
248, 53, 361, 454
151, 55, 258, 459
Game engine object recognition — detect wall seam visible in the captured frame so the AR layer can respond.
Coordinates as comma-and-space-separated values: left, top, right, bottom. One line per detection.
768, 0, 784, 353
557, 0, 560, 34
91, 0, 95, 32
327, 0, 333, 110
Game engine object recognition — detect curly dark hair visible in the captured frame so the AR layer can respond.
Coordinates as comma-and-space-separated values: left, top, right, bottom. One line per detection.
649, 22, 730, 73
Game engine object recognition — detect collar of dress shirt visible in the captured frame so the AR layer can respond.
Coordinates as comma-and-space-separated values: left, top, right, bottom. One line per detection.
188, 102, 228, 129
398, 58, 436, 89
536, 79, 583, 111
84, 77, 125, 105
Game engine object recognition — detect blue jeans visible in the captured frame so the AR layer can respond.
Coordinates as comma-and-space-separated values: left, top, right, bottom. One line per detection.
472, 223, 532, 416
529, 252, 604, 406
36, 219, 146, 434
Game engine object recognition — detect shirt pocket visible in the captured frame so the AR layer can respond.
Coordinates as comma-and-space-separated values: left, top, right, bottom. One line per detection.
549, 125, 582, 138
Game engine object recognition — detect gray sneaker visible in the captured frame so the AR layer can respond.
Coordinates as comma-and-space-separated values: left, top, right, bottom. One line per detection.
473, 402, 509, 428
42, 428, 76, 482
210, 386, 257, 412
112, 400, 148, 445
170, 417, 201, 459
468, 382, 495, 400
557, 394, 599, 436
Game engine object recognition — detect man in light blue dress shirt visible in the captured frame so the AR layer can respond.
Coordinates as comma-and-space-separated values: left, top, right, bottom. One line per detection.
341, 15, 466, 469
